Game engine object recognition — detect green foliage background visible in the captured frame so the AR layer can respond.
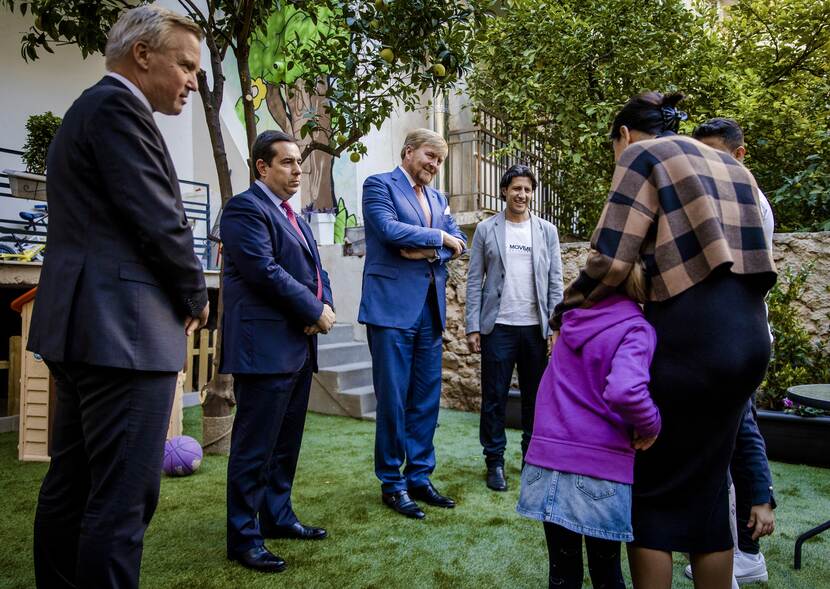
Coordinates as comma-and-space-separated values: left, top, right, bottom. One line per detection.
468, 0, 830, 238
760, 265, 830, 411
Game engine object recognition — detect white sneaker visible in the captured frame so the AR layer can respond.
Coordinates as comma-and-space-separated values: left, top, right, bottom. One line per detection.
733, 550, 769, 584
684, 551, 768, 585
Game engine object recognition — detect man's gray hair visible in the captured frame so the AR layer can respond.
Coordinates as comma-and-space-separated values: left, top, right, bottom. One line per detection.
105, 5, 202, 70
400, 128, 448, 160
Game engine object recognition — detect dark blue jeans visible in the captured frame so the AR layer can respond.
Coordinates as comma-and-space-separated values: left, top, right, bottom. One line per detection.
480, 323, 547, 467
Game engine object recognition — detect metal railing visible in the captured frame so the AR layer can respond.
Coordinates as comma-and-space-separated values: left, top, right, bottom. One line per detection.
447, 110, 568, 228
1, 147, 214, 268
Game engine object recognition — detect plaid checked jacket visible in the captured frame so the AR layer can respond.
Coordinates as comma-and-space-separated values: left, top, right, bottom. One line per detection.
551, 134, 777, 330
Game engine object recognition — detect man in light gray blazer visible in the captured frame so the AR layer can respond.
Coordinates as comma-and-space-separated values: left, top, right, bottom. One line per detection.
465, 165, 563, 492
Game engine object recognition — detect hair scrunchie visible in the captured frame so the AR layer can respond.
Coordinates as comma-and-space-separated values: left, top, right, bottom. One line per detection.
660, 105, 688, 132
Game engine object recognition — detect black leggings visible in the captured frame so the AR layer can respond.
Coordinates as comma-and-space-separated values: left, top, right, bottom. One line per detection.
543, 522, 625, 589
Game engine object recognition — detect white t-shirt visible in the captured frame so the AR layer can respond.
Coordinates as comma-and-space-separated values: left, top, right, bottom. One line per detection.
758, 189, 774, 250
496, 219, 538, 326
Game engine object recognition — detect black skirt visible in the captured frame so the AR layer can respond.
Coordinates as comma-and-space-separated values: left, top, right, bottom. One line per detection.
632, 266, 772, 553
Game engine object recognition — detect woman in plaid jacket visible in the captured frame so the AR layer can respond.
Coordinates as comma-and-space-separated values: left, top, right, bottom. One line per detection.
551, 92, 777, 589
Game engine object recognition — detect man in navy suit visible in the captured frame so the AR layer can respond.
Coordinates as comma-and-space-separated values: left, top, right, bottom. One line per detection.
220, 130, 335, 573
27, 7, 208, 589
359, 128, 467, 519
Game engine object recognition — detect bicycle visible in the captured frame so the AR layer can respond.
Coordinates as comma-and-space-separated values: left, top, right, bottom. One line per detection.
0, 203, 48, 262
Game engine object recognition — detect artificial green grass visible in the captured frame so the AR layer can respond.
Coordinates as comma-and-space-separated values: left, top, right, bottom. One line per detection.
1, 407, 828, 588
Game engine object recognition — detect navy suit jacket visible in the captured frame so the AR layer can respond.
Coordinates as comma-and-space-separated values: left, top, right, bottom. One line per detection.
731, 397, 776, 507
358, 167, 466, 330
28, 77, 207, 372
219, 183, 333, 374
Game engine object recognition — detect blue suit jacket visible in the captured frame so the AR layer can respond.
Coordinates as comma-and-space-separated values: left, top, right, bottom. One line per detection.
358, 167, 466, 329
219, 183, 333, 374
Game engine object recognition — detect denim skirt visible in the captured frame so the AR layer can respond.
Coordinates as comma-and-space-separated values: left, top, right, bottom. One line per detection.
516, 464, 633, 542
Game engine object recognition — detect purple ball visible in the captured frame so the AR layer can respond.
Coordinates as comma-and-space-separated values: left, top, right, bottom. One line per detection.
163, 435, 203, 476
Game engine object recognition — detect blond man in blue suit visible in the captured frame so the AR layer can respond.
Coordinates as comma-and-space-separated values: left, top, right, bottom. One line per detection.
359, 129, 466, 519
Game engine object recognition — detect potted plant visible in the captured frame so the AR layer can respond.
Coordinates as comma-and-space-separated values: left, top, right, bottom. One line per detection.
4, 112, 62, 201
302, 204, 337, 246
755, 264, 830, 467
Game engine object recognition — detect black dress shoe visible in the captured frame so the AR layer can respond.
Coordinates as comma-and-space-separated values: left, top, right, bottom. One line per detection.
409, 482, 456, 508
486, 465, 507, 492
229, 546, 286, 573
263, 521, 328, 540
382, 490, 425, 519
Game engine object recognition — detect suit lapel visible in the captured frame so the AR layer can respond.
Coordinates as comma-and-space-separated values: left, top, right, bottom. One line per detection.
530, 214, 541, 275
425, 186, 441, 228
391, 167, 428, 227
493, 211, 507, 268
296, 215, 319, 264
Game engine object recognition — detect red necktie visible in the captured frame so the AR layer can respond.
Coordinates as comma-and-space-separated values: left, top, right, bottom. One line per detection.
281, 201, 323, 301
415, 185, 432, 226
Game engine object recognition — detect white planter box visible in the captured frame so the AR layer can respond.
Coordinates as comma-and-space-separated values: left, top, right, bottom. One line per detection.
307, 212, 336, 245
3, 170, 47, 201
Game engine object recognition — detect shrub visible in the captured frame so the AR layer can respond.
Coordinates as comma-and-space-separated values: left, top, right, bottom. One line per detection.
21, 111, 62, 175
468, 0, 830, 238
759, 265, 830, 412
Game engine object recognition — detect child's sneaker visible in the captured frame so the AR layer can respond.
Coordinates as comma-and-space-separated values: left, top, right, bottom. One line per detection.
684, 551, 768, 585
733, 550, 768, 584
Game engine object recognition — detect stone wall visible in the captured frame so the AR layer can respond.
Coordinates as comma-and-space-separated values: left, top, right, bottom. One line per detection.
441, 232, 830, 411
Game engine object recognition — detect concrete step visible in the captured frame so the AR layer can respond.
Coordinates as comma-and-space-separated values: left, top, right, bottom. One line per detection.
317, 341, 371, 368
319, 323, 354, 344
321, 361, 373, 390
309, 379, 376, 419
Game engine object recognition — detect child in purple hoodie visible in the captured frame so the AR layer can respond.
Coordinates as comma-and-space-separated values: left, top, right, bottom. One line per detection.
517, 265, 661, 589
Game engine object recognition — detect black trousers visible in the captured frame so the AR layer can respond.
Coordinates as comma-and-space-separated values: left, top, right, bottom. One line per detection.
226, 357, 313, 556
480, 323, 547, 466
34, 361, 177, 589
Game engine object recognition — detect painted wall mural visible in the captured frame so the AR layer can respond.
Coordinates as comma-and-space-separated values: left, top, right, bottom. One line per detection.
235, 6, 360, 243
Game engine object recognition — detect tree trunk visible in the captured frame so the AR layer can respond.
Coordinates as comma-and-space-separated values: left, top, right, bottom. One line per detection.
197, 67, 235, 455
236, 45, 258, 184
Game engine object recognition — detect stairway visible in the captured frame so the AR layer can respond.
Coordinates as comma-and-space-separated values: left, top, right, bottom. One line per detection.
309, 323, 376, 421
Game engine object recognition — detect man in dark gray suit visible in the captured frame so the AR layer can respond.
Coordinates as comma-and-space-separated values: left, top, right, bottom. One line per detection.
27, 7, 208, 589
465, 165, 563, 492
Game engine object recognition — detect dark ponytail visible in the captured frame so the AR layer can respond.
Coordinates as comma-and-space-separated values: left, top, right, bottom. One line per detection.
610, 91, 688, 139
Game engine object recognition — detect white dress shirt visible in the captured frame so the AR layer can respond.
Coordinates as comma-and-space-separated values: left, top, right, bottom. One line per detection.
106, 72, 152, 113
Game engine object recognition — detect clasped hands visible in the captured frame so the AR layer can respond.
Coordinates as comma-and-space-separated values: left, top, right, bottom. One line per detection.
304, 303, 335, 335
400, 230, 464, 261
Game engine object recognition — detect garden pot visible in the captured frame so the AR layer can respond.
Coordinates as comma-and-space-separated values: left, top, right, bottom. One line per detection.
756, 409, 830, 467
344, 225, 365, 257
307, 212, 336, 245
3, 170, 47, 201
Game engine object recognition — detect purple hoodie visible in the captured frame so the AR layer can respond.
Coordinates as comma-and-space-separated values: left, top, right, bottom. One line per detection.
525, 294, 661, 484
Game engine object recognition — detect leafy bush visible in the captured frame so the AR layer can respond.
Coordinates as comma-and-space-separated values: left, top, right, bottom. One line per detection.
759, 265, 830, 411
770, 150, 830, 232
468, 0, 830, 238
21, 111, 62, 175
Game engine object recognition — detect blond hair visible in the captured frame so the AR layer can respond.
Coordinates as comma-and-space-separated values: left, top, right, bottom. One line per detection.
400, 128, 448, 160
105, 5, 202, 70
623, 259, 648, 303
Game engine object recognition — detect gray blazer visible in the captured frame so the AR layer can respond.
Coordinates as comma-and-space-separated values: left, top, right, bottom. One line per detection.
465, 211, 564, 338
